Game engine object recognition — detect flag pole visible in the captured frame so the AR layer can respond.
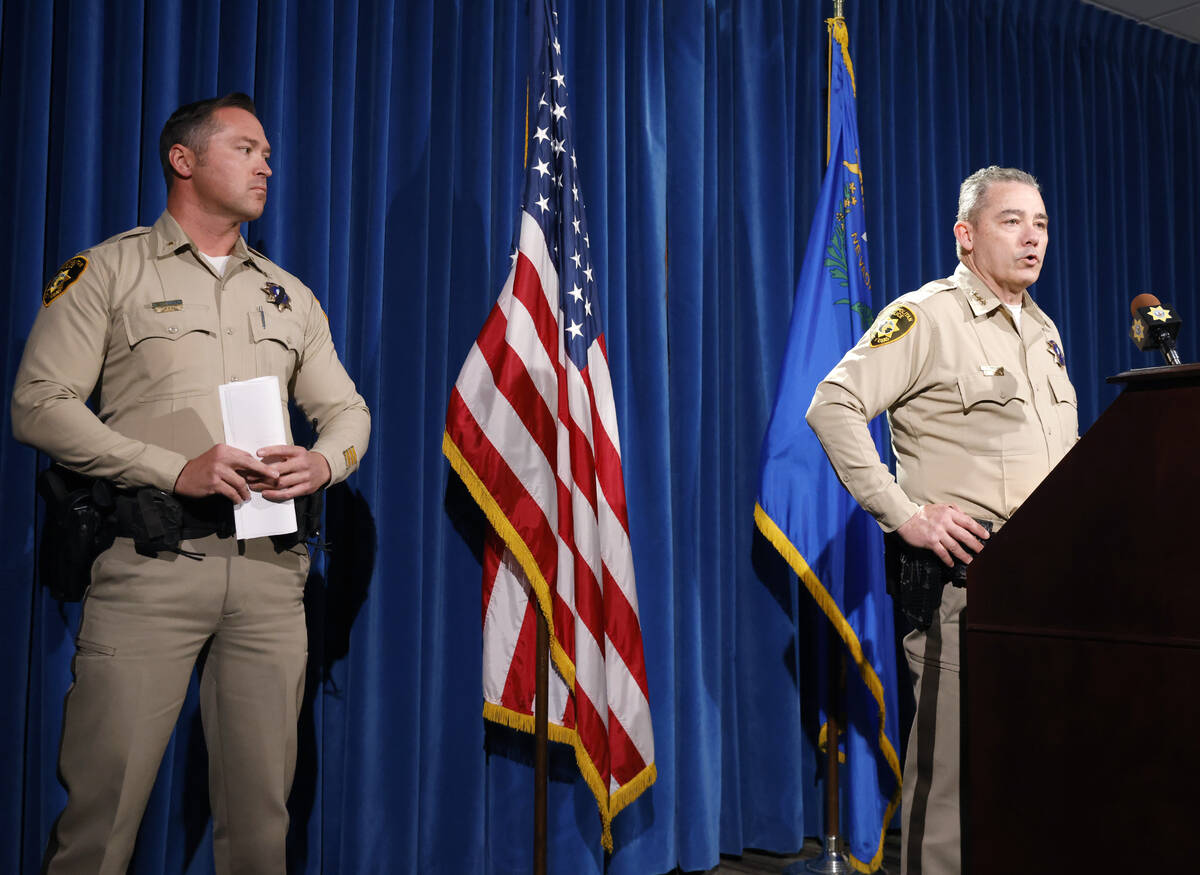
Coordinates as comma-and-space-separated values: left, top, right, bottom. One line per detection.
523, 55, 550, 875
534, 609, 549, 875
787, 5, 852, 872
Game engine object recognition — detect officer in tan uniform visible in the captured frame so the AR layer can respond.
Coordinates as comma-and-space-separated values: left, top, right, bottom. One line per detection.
806, 167, 1078, 875
12, 93, 370, 874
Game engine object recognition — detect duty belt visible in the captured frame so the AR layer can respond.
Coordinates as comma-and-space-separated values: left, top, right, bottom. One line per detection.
113, 489, 234, 554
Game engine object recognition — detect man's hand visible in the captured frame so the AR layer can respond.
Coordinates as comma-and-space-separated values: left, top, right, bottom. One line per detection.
174, 444, 280, 503
254, 445, 331, 501
896, 503, 990, 567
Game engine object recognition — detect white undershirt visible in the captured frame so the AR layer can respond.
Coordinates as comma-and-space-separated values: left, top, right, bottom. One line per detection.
1004, 301, 1023, 331
201, 253, 231, 276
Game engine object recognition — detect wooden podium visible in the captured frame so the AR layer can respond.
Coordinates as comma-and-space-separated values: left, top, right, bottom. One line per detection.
963, 363, 1200, 872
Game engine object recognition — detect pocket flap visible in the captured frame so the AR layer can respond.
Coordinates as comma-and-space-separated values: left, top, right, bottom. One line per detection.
122, 307, 214, 346
957, 372, 1023, 410
249, 308, 303, 351
1048, 369, 1077, 406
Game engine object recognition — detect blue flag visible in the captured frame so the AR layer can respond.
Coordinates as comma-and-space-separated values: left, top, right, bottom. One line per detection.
755, 17, 901, 873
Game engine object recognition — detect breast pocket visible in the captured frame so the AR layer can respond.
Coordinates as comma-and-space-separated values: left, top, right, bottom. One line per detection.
249, 307, 303, 380
955, 372, 1033, 456
1048, 369, 1079, 442
121, 308, 217, 400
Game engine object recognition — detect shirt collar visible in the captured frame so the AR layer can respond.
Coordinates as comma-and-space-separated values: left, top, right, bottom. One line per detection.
954, 262, 1049, 327
149, 211, 267, 277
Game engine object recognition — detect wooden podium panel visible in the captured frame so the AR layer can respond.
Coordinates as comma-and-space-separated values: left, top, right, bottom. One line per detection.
964, 364, 1200, 871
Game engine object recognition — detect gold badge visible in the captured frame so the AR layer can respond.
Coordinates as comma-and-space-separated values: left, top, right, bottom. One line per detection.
869, 305, 917, 347
43, 256, 88, 307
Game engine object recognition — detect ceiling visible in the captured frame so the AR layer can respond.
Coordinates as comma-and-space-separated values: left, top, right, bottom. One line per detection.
1083, 1, 1200, 43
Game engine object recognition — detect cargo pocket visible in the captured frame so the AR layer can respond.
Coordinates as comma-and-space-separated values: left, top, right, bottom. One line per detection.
74, 637, 116, 657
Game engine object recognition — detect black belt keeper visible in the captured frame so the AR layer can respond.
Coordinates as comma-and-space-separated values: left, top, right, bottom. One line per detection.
885, 518, 994, 631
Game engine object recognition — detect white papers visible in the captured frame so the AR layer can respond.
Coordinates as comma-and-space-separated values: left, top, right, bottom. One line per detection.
217, 376, 297, 539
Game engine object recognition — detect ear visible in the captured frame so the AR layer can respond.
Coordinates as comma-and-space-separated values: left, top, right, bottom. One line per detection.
953, 220, 973, 254
168, 144, 195, 181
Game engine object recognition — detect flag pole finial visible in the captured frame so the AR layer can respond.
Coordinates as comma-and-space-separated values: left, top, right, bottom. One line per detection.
834, 0, 844, 18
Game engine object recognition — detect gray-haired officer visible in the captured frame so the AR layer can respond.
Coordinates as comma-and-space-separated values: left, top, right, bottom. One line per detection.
12, 93, 370, 873
806, 166, 1078, 875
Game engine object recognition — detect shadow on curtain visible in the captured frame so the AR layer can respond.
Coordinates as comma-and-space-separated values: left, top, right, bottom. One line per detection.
2, 1, 1198, 873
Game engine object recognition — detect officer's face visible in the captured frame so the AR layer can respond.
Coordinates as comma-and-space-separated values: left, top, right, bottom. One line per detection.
190, 107, 273, 224
955, 181, 1048, 301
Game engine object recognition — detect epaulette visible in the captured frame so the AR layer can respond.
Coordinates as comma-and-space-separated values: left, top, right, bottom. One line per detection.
901, 277, 957, 306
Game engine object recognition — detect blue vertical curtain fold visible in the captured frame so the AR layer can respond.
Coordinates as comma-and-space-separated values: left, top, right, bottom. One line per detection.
2, 1, 1200, 873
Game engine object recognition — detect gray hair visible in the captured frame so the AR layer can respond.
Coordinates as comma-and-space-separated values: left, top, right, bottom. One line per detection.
956, 166, 1041, 257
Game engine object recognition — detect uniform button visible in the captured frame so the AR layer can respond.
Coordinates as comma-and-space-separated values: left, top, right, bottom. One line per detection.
167, 325, 179, 334
225, 327, 234, 335
231, 376, 239, 381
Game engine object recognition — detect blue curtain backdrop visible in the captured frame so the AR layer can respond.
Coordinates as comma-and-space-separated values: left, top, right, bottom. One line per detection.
2, 0, 1198, 872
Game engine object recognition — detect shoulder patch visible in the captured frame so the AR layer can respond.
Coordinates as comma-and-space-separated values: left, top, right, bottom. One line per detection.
43, 256, 89, 307
869, 304, 917, 347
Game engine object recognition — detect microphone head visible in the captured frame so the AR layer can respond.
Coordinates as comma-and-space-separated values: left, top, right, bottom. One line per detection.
1131, 292, 1161, 316
1129, 294, 1184, 362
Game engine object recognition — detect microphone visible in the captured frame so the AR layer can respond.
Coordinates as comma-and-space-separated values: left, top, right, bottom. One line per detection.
1129, 293, 1183, 366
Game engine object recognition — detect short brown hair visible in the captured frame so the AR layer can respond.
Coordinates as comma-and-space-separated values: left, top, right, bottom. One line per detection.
159, 93, 258, 189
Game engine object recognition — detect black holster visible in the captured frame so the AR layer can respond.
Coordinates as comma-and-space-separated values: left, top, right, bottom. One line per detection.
115, 489, 186, 557
270, 489, 324, 552
885, 519, 993, 631
36, 465, 117, 602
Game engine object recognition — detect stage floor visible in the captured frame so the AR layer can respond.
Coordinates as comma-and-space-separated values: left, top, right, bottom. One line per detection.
681, 832, 902, 874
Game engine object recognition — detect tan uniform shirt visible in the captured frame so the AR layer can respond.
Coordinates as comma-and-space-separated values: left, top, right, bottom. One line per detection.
12, 211, 370, 492
806, 263, 1078, 531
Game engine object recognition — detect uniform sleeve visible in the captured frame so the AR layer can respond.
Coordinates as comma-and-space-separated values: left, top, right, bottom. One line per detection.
805, 301, 934, 532
11, 252, 189, 490
290, 292, 370, 486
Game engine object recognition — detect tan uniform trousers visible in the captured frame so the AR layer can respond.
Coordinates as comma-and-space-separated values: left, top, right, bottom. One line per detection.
900, 584, 965, 875
45, 533, 309, 875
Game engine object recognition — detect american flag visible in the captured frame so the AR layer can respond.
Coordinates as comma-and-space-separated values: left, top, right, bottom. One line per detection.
442, 0, 655, 851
